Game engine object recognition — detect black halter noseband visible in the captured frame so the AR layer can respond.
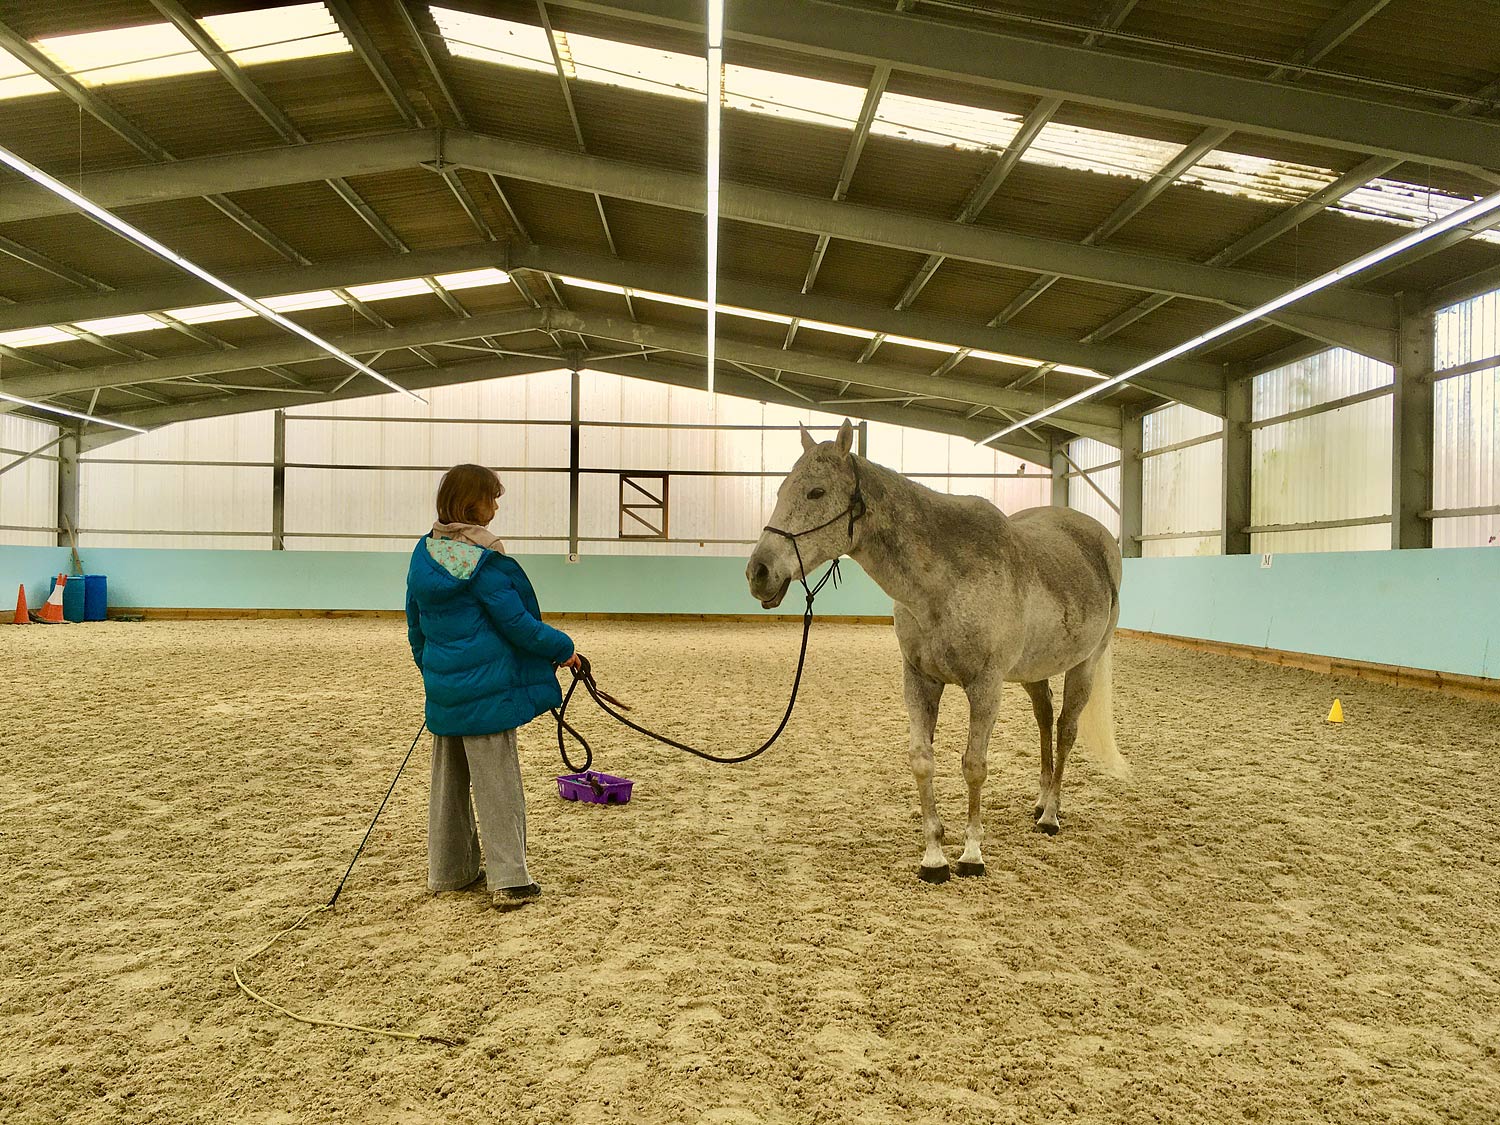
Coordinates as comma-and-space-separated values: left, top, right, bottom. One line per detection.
761, 457, 866, 594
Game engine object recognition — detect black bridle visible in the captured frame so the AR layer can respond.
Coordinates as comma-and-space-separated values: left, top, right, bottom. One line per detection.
761, 457, 866, 594
552, 458, 866, 768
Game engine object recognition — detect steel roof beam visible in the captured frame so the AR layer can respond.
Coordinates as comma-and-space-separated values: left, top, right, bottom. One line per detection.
0, 15, 310, 265
543, 308, 1123, 440
802, 64, 890, 294
0, 128, 1394, 329
0, 240, 1223, 410
507, 243, 1224, 409
2, 308, 548, 402
589, 354, 1051, 465
0, 243, 509, 334
544, 0, 1500, 172
79, 353, 566, 450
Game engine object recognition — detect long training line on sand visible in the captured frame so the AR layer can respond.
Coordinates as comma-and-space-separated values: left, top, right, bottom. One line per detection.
232, 904, 460, 1047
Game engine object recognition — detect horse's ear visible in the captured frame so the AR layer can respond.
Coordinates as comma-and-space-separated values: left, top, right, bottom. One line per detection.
835, 418, 855, 456
799, 424, 816, 453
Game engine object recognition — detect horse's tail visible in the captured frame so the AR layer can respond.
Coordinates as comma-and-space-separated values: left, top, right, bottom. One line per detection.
1078, 637, 1130, 779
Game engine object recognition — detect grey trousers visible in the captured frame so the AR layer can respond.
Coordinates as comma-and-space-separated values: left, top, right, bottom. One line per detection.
428, 729, 532, 893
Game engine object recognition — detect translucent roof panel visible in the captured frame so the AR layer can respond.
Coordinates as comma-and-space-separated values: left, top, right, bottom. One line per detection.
33, 22, 212, 88
345, 278, 431, 302
166, 301, 259, 325
0, 45, 54, 100
74, 314, 165, 336
200, 4, 349, 67
431, 8, 1491, 249
433, 7, 557, 76
262, 290, 343, 313
434, 268, 511, 290
0, 326, 73, 348
21, 4, 347, 97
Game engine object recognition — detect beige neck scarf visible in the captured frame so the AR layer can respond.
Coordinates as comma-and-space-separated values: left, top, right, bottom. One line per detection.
431, 521, 506, 554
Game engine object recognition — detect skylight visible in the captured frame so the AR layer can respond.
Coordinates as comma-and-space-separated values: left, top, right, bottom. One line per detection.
431, 9, 1500, 243
74, 314, 164, 336
4, 3, 348, 101
200, 4, 348, 67
0, 269, 516, 349
554, 275, 1101, 377
434, 268, 511, 290
0, 46, 53, 99
33, 23, 212, 87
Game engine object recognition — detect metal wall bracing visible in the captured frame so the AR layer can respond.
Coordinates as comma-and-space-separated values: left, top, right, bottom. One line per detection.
284, 373, 573, 553
1065, 438, 1122, 540
0, 415, 59, 546
77, 414, 272, 550
1140, 404, 1223, 558
1250, 348, 1394, 554
1432, 287, 1500, 547
7, 369, 1036, 558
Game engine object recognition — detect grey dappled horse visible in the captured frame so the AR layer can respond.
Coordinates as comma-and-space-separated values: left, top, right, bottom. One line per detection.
747, 420, 1128, 883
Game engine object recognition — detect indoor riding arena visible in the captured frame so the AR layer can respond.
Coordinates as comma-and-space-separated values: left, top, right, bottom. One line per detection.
2, 2, 1498, 1123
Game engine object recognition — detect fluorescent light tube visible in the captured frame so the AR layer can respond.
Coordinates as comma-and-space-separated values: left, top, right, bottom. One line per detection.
0, 143, 425, 404
979, 186, 1500, 445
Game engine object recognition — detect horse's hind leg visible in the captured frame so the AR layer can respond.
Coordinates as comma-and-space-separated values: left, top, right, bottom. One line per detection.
1037, 663, 1094, 835
1022, 680, 1055, 824
903, 661, 948, 883
957, 674, 1003, 877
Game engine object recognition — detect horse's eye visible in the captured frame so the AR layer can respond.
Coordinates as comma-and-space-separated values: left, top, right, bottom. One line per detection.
807, 488, 826, 500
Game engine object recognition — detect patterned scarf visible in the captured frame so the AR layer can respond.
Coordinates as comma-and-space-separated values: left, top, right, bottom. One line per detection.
431, 521, 506, 554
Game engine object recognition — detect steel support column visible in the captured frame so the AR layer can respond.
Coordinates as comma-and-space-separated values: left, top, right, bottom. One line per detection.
1050, 444, 1068, 508
272, 409, 287, 550
56, 428, 80, 547
1392, 295, 1435, 549
1222, 377, 1253, 555
857, 420, 868, 458
1119, 413, 1143, 557
569, 369, 581, 557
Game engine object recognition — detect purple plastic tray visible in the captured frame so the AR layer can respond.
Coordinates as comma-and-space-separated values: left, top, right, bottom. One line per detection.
556, 770, 634, 805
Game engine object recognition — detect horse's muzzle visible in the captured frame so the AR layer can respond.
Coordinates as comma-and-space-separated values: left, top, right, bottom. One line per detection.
746, 554, 791, 608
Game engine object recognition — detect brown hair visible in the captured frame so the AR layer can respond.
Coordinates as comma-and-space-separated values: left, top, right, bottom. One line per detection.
436, 463, 503, 524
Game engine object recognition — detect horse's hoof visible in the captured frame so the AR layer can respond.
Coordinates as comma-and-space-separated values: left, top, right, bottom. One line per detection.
918, 864, 951, 884
1034, 820, 1060, 836
956, 861, 986, 878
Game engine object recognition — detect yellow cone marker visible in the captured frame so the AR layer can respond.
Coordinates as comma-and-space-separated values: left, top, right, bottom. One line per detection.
1327, 698, 1344, 724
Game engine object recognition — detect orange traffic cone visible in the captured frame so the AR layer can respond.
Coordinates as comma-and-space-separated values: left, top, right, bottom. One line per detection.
11, 584, 27, 625
33, 574, 65, 624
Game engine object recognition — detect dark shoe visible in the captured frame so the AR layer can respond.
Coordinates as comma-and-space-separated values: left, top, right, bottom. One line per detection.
492, 883, 541, 911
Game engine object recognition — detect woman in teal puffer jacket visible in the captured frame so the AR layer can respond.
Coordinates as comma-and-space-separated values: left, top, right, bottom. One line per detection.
406, 463, 581, 911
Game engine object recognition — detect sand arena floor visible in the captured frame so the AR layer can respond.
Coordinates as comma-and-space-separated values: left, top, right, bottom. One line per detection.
2, 617, 1498, 1124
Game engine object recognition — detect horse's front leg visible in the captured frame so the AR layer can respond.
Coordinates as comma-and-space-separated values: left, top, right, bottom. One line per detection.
903, 660, 947, 883
957, 675, 1003, 877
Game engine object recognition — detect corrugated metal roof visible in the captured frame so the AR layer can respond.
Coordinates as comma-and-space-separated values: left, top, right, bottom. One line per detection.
5, 0, 1500, 437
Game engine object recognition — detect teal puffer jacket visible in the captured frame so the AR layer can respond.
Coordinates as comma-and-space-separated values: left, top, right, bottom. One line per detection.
405, 538, 575, 736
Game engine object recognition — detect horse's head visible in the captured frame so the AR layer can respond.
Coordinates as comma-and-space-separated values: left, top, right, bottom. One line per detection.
746, 419, 862, 609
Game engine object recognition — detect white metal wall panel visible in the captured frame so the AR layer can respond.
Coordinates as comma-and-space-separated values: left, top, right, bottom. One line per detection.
1252, 347, 1392, 420
1251, 351, 1393, 554
285, 375, 572, 550
1433, 287, 1500, 546
77, 414, 272, 549
1142, 402, 1222, 450
1, 415, 59, 545
865, 421, 1049, 512
578, 372, 852, 557
1065, 437, 1121, 538
1141, 404, 1222, 557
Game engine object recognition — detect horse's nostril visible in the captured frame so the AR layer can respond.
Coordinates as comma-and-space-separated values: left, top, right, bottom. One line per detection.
752, 562, 770, 583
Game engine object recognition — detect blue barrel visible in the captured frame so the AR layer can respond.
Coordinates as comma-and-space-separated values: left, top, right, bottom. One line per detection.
59, 576, 86, 623
84, 574, 107, 621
